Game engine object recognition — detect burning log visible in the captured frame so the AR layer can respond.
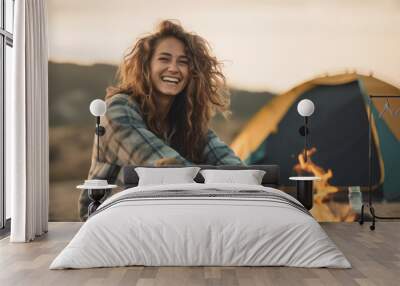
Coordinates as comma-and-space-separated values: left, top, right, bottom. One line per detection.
294, 148, 356, 222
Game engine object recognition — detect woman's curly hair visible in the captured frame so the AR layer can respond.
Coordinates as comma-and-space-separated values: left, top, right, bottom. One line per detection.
106, 20, 231, 163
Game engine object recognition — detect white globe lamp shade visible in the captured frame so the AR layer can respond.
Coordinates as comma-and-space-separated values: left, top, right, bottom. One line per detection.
297, 99, 315, 117
90, 99, 107, 116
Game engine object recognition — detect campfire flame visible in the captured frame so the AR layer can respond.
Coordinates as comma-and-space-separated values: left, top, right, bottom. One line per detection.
294, 148, 356, 222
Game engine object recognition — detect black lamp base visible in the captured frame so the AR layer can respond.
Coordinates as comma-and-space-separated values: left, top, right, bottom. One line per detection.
87, 188, 111, 216
296, 180, 314, 210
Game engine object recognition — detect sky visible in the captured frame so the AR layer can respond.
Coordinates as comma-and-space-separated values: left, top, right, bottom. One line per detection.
47, 0, 400, 93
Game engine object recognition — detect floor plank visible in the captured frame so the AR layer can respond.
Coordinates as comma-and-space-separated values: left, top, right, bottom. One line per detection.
0, 222, 399, 286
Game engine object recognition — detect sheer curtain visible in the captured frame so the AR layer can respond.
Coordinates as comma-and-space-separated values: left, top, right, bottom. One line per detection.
6, 0, 49, 242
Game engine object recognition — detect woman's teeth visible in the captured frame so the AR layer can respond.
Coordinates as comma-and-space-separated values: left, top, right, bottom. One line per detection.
162, 76, 180, 84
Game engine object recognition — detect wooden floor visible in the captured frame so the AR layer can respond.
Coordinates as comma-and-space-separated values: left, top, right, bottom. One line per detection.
0, 222, 399, 286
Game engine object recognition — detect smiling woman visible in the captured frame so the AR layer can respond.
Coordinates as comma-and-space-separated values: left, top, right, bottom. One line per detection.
79, 20, 243, 220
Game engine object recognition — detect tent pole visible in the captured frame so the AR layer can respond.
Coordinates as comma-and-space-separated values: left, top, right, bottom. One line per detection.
368, 97, 375, 230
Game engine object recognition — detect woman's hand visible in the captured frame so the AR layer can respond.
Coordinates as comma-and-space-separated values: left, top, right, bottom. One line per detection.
154, 157, 183, 166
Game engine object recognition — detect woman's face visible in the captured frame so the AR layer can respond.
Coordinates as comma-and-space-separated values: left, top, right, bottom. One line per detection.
150, 37, 190, 97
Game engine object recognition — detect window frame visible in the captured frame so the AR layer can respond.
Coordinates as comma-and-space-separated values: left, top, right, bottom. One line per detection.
0, 0, 14, 231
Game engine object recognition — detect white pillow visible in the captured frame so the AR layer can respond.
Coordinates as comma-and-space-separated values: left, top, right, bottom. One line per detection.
135, 167, 200, 186
200, 169, 266, 185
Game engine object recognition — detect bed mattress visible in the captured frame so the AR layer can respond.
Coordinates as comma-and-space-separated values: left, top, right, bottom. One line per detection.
50, 183, 351, 269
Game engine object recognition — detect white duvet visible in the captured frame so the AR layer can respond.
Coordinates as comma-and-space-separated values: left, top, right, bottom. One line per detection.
50, 183, 351, 269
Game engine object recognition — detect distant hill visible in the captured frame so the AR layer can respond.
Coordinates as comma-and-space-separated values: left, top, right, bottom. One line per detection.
230, 88, 275, 118
213, 88, 275, 142
49, 62, 118, 127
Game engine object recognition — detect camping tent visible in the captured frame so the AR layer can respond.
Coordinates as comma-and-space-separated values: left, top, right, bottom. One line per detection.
231, 73, 400, 200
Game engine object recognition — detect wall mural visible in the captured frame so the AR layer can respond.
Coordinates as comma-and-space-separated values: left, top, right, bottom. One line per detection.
48, 0, 400, 222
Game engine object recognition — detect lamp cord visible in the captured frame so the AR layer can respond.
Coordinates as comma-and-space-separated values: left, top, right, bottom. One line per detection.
96, 116, 100, 162
304, 116, 308, 163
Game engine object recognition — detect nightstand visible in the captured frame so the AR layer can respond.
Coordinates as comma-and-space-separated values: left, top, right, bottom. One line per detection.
289, 176, 320, 210
77, 180, 118, 216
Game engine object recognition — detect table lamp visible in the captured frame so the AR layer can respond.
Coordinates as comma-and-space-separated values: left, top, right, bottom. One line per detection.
89, 99, 107, 162
297, 99, 315, 163
294, 99, 317, 209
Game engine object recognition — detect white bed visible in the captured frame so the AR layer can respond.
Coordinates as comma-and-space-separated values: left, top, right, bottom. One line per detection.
50, 183, 351, 269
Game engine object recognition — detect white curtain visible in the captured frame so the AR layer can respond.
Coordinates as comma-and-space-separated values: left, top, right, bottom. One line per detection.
7, 0, 49, 242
